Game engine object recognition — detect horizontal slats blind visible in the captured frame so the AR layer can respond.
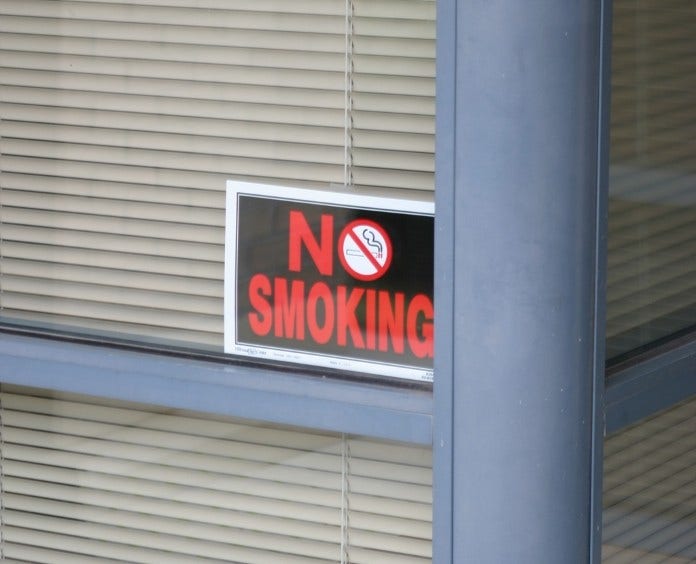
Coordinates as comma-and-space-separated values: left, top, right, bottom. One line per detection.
347, 438, 432, 563
0, 0, 343, 347
349, 0, 435, 191
602, 395, 696, 562
0, 385, 433, 562
0, 0, 436, 348
607, 0, 696, 358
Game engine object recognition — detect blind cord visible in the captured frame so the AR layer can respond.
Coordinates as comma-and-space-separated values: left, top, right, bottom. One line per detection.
344, 0, 354, 189
340, 433, 351, 564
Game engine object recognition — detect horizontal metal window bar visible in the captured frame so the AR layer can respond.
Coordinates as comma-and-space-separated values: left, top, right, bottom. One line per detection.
605, 332, 696, 434
0, 329, 433, 445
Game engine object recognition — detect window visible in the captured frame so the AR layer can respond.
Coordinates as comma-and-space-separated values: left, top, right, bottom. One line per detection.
0, 383, 432, 562
607, 0, 696, 361
0, 0, 436, 355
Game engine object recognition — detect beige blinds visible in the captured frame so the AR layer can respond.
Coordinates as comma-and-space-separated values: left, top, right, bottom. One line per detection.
0, 0, 436, 347
349, 0, 436, 191
0, 384, 432, 563
602, 395, 696, 562
343, 438, 432, 563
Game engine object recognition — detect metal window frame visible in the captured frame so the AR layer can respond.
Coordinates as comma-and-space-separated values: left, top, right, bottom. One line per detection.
432, 0, 612, 562
0, 329, 432, 445
606, 333, 696, 434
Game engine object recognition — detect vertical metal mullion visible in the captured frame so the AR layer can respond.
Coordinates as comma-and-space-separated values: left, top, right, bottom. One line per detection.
432, 0, 457, 555
591, 0, 613, 561
434, 1, 606, 562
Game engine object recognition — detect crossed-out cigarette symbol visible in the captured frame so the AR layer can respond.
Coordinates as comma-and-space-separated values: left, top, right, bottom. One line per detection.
346, 228, 383, 259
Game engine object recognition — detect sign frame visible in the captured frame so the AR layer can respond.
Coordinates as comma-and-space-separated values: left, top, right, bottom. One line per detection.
225, 180, 434, 382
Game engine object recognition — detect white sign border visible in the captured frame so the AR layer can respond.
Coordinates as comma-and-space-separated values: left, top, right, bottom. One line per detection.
225, 180, 435, 382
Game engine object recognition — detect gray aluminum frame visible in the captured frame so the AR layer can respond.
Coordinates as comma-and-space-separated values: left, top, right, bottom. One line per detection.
0, 331, 432, 445
432, 1, 611, 562
606, 335, 696, 434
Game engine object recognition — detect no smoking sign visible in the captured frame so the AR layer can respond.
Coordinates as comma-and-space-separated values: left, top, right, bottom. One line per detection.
339, 219, 392, 281
225, 181, 434, 382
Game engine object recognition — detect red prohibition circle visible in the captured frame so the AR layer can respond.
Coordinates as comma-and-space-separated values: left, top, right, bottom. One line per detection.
338, 219, 393, 281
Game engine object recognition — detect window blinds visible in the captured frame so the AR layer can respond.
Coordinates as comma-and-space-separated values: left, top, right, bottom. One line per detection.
0, 0, 436, 348
0, 384, 433, 563
348, 0, 435, 191
602, 395, 696, 562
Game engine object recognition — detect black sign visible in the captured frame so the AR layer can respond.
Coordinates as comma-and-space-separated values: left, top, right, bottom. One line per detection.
225, 182, 434, 381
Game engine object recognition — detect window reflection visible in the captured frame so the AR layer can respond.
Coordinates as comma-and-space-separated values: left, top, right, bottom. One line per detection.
607, 0, 696, 359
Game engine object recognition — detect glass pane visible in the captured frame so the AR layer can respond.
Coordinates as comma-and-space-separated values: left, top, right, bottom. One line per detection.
0, 0, 436, 356
0, 384, 433, 562
607, 0, 696, 360
602, 394, 696, 562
